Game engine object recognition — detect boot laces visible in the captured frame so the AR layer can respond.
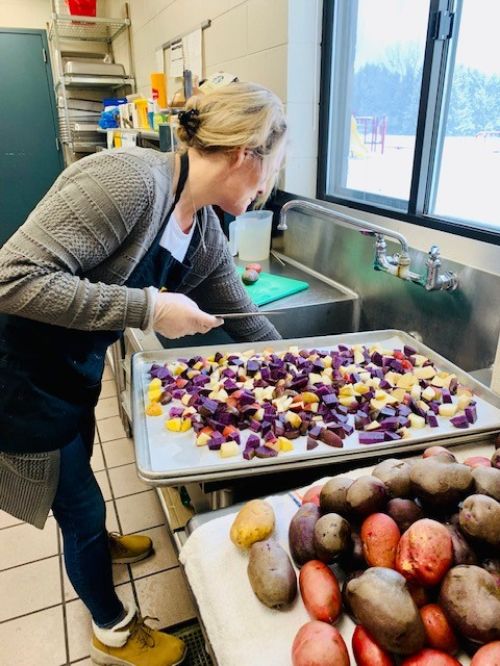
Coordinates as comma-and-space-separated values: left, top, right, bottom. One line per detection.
131, 616, 159, 648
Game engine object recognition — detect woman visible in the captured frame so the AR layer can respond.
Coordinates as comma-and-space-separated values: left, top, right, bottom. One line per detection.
0, 82, 286, 665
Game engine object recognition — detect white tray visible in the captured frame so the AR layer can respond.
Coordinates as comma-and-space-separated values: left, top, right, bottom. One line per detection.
131, 330, 500, 485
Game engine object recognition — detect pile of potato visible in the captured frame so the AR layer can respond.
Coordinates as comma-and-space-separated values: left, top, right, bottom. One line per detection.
229, 445, 500, 665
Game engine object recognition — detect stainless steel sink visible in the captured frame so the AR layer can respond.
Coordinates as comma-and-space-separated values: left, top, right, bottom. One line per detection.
160, 253, 359, 348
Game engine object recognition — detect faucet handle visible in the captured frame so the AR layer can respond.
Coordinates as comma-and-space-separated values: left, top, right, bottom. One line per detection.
428, 244, 441, 260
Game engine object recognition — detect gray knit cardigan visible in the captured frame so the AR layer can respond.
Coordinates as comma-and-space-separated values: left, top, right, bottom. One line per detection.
0, 147, 279, 528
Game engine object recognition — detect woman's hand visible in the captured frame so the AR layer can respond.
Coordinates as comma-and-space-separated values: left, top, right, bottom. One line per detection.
152, 292, 223, 339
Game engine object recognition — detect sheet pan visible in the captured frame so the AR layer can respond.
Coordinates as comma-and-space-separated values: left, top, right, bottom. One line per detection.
131, 330, 500, 485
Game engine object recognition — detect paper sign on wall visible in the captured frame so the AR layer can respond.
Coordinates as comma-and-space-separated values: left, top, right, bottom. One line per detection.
169, 41, 184, 78
182, 28, 202, 79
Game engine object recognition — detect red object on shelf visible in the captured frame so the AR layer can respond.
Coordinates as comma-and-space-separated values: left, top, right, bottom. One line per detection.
67, 0, 97, 16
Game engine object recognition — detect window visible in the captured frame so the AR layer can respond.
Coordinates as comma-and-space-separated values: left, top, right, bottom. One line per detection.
318, 0, 500, 243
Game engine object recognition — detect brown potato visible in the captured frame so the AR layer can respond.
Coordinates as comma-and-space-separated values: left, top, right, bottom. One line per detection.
346, 475, 387, 517
472, 466, 500, 501
313, 513, 351, 564
247, 539, 297, 609
459, 494, 500, 548
410, 457, 473, 510
373, 458, 412, 498
319, 477, 354, 515
439, 565, 500, 644
346, 567, 426, 655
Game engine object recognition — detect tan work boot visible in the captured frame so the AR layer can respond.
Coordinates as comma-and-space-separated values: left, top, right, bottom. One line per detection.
91, 604, 186, 666
108, 532, 154, 565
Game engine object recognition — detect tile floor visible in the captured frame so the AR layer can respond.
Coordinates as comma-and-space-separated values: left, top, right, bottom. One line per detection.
0, 368, 196, 666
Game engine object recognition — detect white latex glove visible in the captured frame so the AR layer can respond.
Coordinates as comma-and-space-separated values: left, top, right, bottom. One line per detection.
152, 291, 223, 339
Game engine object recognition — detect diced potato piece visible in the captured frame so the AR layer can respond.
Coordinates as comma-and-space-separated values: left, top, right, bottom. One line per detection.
354, 350, 365, 365
439, 403, 458, 417
399, 427, 411, 439
413, 365, 436, 380
186, 369, 200, 379
374, 389, 389, 401
457, 394, 472, 410
285, 411, 302, 428
149, 378, 162, 389
165, 417, 182, 432
408, 413, 426, 429
193, 360, 204, 370
364, 420, 381, 431
181, 393, 192, 406
322, 367, 333, 378
254, 408, 265, 422
339, 384, 356, 397
370, 398, 387, 411
196, 432, 211, 447
304, 402, 319, 413
354, 383, 371, 395
323, 355, 332, 368
410, 384, 422, 401
219, 440, 240, 458
416, 400, 429, 413
391, 388, 407, 403
264, 438, 280, 452
339, 395, 358, 408
148, 388, 162, 402
173, 362, 187, 376
182, 406, 196, 416
431, 375, 449, 388
397, 373, 419, 388
301, 391, 320, 404
145, 402, 162, 416
422, 386, 436, 401
309, 372, 323, 385
384, 371, 398, 386
412, 354, 429, 367
288, 345, 299, 354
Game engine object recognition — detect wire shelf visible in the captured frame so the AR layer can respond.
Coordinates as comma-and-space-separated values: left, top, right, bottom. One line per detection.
50, 13, 129, 42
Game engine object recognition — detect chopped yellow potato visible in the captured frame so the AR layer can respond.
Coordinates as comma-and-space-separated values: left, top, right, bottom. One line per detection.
149, 378, 162, 389
439, 403, 458, 418
165, 417, 192, 432
145, 402, 162, 416
219, 440, 240, 458
277, 436, 294, 452
408, 413, 425, 429
148, 388, 163, 403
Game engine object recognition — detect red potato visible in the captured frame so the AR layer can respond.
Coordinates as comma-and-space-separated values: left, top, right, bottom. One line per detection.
292, 621, 350, 666
245, 262, 262, 273
422, 446, 456, 460
302, 485, 323, 507
400, 649, 461, 665
420, 604, 459, 655
464, 456, 492, 468
360, 513, 400, 568
396, 519, 453, 586
471, 641, 500, 665
352, 625, 395, 666
299, 560, 342, 624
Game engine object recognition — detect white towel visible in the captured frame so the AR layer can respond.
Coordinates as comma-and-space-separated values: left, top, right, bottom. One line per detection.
179, 444, 487, 665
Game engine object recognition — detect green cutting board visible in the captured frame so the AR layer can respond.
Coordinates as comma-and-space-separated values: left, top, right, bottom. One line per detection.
236, 267, 309, 306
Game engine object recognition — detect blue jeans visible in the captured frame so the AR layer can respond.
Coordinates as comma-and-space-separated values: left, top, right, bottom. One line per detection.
51, 430, 125, 628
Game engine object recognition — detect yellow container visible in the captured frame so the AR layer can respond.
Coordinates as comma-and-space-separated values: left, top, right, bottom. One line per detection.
150, 72, 167, 109
134, 99, 149, 129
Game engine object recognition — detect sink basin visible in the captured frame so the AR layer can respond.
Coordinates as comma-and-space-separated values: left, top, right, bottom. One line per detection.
160, 253, 359, 349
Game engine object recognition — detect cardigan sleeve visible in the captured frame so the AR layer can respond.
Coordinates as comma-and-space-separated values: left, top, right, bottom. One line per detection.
188, 238, 281, 343
0, 152, 156, 331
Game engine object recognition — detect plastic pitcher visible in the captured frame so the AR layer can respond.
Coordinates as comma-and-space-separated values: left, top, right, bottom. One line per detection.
229, 210, 273, 261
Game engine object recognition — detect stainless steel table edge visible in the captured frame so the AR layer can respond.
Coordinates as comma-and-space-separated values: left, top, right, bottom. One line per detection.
132, 329, 500, 486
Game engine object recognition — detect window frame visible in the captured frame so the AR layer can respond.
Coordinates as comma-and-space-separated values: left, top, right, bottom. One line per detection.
317, 0, 500, 246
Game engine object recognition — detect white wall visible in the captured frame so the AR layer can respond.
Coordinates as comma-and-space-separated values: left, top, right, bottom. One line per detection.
104, 0, 322, 198
0, 0, 52, 29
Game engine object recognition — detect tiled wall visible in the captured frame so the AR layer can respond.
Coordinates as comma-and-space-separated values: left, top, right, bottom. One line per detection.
104, 0, 322, 197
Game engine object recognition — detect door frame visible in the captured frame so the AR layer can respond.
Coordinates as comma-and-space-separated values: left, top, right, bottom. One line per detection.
0, 27, 64, 172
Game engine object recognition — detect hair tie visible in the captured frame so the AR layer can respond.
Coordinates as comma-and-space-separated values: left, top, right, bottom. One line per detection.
178, 108, 201, 138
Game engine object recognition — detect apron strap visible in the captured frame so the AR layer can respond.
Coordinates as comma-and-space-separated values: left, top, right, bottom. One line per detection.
167, 152, 189, 218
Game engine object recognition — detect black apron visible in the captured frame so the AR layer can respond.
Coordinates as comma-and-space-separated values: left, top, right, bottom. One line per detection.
0, 153, 193, 454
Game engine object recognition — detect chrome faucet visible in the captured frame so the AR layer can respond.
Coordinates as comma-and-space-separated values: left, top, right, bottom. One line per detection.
277, 200, 458, 292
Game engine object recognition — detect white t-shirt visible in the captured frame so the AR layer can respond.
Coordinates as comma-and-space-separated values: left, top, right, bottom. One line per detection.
159, 211, 195, 262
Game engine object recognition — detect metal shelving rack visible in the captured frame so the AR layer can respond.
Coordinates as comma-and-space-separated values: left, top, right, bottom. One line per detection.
48, 1, 134, 164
